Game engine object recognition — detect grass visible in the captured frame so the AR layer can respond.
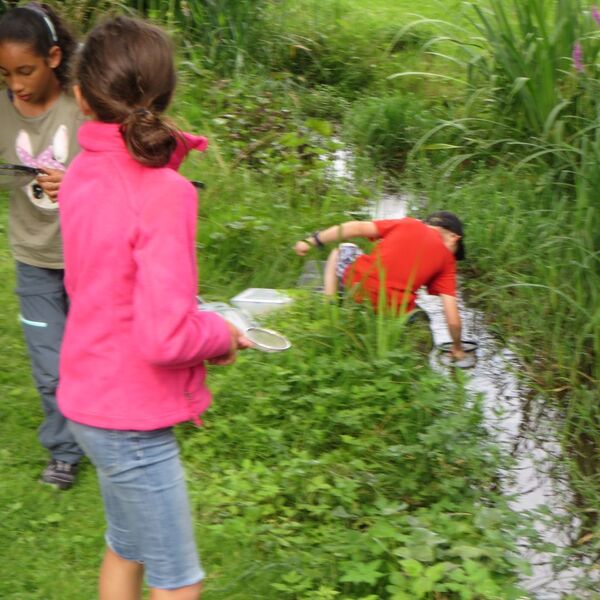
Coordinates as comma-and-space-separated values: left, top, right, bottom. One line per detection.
402, 160, 600, 539
0, 257, 527, 598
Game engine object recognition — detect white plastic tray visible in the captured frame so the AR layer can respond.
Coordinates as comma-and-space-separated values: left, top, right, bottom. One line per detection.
197, 301, 254, 331
230, 288, 292, 315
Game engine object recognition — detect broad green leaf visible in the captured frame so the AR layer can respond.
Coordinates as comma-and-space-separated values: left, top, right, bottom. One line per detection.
399, 558, 424, 578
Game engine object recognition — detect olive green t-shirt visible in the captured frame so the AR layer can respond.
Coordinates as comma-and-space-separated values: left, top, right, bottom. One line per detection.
0, 91, 84, 268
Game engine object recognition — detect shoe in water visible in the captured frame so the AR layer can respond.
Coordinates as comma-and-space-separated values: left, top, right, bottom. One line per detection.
40, 459, 79, 490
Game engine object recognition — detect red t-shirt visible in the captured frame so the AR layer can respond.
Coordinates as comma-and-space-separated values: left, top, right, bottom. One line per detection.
343, 218, 457, 312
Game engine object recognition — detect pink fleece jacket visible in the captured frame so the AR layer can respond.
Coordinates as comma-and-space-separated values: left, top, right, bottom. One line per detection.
57, 121, 231, 430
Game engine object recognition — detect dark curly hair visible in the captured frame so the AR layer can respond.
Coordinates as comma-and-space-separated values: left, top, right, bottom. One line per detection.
0, 3, 77, 89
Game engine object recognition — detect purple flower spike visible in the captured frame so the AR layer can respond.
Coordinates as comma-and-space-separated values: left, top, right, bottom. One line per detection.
572, 42, 584, 72
593, 5, 600, 27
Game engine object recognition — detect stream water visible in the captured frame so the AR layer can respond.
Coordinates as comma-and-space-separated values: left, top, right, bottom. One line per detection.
421, 293, 589, 599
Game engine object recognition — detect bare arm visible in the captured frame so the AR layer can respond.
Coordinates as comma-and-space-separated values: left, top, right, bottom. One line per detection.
294, 221, 379, 256
440, 294, 466, 360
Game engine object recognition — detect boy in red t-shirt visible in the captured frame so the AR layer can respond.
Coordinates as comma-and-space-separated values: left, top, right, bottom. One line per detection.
294, 211, 467, 360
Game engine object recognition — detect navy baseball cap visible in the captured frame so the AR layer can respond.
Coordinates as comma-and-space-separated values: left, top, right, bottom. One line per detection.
425, 211, 465, 260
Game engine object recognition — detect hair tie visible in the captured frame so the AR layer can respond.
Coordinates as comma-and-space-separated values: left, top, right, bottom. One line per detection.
23, 3, 58, 44
132, 107, 152, 118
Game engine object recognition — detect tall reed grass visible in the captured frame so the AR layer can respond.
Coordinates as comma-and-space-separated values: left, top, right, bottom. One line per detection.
176, 0, 270, 74
383, 1, 600, 516
385, 0, 599, 385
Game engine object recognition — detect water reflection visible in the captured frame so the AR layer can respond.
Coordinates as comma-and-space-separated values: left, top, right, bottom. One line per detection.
420, 291, 593, 599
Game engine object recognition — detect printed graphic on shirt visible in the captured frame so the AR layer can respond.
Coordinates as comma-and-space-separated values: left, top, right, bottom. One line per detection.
15, 125, 69, 211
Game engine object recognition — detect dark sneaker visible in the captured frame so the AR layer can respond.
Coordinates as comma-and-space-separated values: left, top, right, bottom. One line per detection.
40, 459, 79, 490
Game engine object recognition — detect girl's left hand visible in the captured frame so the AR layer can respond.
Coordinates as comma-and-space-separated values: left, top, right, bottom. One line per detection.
36, 168, 65, 201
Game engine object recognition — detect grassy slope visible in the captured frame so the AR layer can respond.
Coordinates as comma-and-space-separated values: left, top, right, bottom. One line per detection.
0, 1, 536, 600
0, 249, 522, 598
0, 169, 525, 598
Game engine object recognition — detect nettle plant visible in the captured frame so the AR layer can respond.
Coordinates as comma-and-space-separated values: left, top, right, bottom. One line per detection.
209, 86, 343, 185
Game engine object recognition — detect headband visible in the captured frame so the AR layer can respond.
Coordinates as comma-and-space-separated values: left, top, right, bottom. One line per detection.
24, 4, 58, 45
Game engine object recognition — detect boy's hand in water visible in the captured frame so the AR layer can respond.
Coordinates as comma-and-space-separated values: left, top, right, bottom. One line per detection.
208, 321, 253, 365
36, 168, 65, 201
450, 345, 467, 361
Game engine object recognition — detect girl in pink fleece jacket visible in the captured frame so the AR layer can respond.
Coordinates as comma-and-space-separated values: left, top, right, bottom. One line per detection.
57, 16, 250, 600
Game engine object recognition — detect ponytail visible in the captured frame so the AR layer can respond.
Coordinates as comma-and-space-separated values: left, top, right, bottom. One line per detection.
120, 109, 178, 168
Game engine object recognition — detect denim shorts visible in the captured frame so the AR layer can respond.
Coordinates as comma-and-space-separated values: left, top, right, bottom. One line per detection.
67, 421, 204, 590
335, 243, 364, 291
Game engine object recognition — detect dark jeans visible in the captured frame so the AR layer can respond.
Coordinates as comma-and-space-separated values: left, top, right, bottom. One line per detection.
15, 261, 83, 464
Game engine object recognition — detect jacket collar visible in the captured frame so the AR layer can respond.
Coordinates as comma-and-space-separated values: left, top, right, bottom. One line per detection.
77, 121, 127, 153
78, 121, 208, 168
